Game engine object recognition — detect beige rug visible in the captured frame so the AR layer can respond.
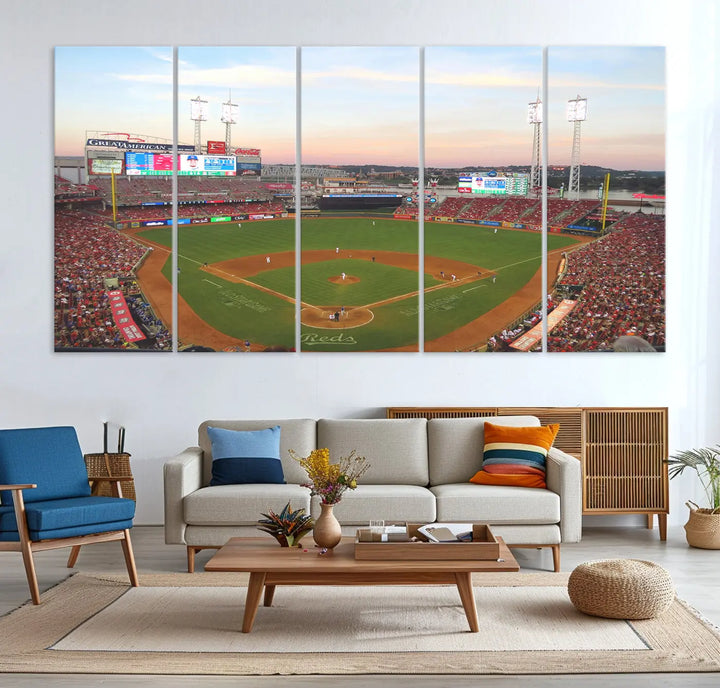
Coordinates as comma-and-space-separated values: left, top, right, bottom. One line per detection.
1, 572, 719, 675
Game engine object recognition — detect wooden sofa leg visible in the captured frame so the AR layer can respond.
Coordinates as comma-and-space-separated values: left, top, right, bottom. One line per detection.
67, 545, 81, 568
187, 546, 197, 573
551, 545, 560, 573
121, 529, 140, 587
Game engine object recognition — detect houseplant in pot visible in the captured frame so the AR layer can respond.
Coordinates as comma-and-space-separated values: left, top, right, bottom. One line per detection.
667, 446, 720, 549
257, 501, 314, 547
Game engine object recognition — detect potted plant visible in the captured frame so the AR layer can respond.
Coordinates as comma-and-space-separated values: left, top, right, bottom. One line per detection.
257, 501, 314, 547
667, 446, 720, 549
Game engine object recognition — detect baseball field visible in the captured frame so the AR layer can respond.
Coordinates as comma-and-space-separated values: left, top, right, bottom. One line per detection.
132, 216, 585, 352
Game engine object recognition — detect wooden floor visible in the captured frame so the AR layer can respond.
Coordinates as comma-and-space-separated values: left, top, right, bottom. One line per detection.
1, 525, 719, 687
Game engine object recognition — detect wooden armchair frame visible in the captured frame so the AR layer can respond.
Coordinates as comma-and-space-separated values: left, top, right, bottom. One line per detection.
0, 477, 139, 605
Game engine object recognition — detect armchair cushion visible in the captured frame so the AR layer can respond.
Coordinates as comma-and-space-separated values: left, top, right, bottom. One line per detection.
0, 427, 91, 505
0, 495, 135, 541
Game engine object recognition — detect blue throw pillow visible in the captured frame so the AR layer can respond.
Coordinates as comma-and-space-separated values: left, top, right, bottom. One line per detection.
207, 426, 285, 486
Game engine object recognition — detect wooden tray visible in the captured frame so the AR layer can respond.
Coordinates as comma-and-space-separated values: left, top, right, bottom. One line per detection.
354, 523, 500, 560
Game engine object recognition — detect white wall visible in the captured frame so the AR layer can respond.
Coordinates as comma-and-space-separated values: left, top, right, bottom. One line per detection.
1, 0, 718, 525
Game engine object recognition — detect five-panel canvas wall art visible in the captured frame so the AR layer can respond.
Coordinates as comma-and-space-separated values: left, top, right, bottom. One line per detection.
54, 46, 665, 353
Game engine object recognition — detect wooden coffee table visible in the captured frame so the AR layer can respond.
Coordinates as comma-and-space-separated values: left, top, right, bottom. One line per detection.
205, 536, 519, 633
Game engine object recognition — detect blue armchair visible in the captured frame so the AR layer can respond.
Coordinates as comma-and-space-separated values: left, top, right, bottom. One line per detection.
0, 426, 139, 604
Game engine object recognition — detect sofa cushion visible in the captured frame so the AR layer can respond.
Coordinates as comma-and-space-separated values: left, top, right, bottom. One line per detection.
427, 416, 541, 486
207, 425, 284, 486
198, 420, 316, 486
470, 422, 559, 489
430, 483, 560, 523
313, 485, 436, 525
317, 419, 428, 486
184, 484, 312, 526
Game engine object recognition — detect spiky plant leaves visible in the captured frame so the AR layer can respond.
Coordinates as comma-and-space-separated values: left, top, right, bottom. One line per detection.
257, 501, 314, 546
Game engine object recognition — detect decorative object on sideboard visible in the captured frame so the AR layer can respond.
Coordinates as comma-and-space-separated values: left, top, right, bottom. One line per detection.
667, 446, 720, 549
291, 447, 369, 549
257, 501, 314, 547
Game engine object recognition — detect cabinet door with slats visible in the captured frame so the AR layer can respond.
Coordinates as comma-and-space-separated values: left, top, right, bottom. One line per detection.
582, 408, 668, 514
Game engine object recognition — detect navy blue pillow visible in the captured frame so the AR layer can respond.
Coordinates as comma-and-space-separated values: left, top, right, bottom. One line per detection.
207, 426, 285, 486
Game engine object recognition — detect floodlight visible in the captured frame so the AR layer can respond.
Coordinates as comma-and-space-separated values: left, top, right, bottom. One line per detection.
221, 102, 239, 124
567, 97, 588, 122
527, 100, 543, 124
190, 97, 209, 122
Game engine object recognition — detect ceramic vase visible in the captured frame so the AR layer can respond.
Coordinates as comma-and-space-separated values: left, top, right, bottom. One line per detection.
313, 502, 342, 549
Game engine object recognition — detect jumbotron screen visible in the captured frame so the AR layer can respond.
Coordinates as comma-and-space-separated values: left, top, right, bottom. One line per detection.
458, 173, 529, 196
125, 152, 237, 176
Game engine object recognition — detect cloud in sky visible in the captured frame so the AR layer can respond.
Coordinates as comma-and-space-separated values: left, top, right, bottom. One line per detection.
55, 45, 664, 170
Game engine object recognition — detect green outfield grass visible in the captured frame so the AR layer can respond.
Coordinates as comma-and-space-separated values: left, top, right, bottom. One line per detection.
138, 216, 582, 351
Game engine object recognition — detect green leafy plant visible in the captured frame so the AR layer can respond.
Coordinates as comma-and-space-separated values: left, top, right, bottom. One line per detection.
667, 446, 720, 513
257, 501, 314, 547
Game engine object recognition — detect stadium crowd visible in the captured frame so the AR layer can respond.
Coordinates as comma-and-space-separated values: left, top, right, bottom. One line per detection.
394, 195, 601, 230
486, 295, 558, 352
110, 200, 286, 223
91, 176, 275, 205
546, 213, 665, 351
54, 211, 170, 350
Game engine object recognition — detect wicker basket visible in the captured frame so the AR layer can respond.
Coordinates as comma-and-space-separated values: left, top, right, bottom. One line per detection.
684, 501, 720, 549
568, 559, 675, 619
84, 452, 135, 501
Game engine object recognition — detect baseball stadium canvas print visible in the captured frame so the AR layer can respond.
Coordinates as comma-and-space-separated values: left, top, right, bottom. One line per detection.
423, 46, 563, 352
545, 46, 665, 353
171, 47, 297, 352
299, 47, 420, 352
54, 47, 174, 351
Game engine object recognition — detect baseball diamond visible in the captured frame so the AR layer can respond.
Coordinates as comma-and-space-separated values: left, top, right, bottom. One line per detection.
129, 216, 585, 352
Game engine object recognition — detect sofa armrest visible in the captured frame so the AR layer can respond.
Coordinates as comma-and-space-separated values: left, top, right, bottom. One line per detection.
546, 446, 582, 543
163, 447, 203, 545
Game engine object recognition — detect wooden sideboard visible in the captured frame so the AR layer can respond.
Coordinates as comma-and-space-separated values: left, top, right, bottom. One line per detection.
386, 406, 669, 540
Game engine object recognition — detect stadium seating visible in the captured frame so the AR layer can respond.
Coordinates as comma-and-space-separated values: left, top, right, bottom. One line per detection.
547, 213, 665, 351
54, 210, 170, 350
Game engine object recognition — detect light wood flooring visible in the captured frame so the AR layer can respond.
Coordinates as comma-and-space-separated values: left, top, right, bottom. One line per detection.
1, 525, 718, 687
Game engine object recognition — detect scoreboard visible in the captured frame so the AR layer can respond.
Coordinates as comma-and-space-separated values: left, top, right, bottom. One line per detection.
125, 153, 237, 176
125, 152, 174, 176
458, 173, 529, 196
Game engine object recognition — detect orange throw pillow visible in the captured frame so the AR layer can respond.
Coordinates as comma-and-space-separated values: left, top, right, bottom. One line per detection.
469, 423, 559, 489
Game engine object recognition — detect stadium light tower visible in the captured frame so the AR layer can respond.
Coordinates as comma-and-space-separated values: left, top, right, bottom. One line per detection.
221, 91, 239, 154
190, 96, 208, 154
527, 96, 543, 195
567, 95, 588, 201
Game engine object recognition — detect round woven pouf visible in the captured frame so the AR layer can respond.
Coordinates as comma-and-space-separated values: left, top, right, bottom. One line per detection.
568, 559, 675, 619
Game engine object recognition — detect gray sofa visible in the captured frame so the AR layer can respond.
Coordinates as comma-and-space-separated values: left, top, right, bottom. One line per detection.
164, 416, 582, 572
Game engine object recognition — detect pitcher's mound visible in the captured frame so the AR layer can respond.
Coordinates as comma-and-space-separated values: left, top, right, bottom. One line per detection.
328, 275, 360, 284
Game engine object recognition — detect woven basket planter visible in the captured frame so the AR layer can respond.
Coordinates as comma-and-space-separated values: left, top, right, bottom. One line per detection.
684, 501, 720, 549
84, 452, 136, 501
568, 559, 675, 619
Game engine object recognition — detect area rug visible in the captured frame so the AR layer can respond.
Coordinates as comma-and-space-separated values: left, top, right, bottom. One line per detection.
1, 572, 719, 675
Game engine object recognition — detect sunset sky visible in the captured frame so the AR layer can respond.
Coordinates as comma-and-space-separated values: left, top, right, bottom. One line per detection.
55, 45, 665, 171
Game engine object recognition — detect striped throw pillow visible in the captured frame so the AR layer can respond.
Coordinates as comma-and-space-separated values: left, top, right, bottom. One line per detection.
469, 422, 559, 489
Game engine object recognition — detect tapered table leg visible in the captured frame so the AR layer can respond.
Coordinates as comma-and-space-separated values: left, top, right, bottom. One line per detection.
242, 572, 267, 633
455, 572, 479, 632
263, 584, 276, 607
